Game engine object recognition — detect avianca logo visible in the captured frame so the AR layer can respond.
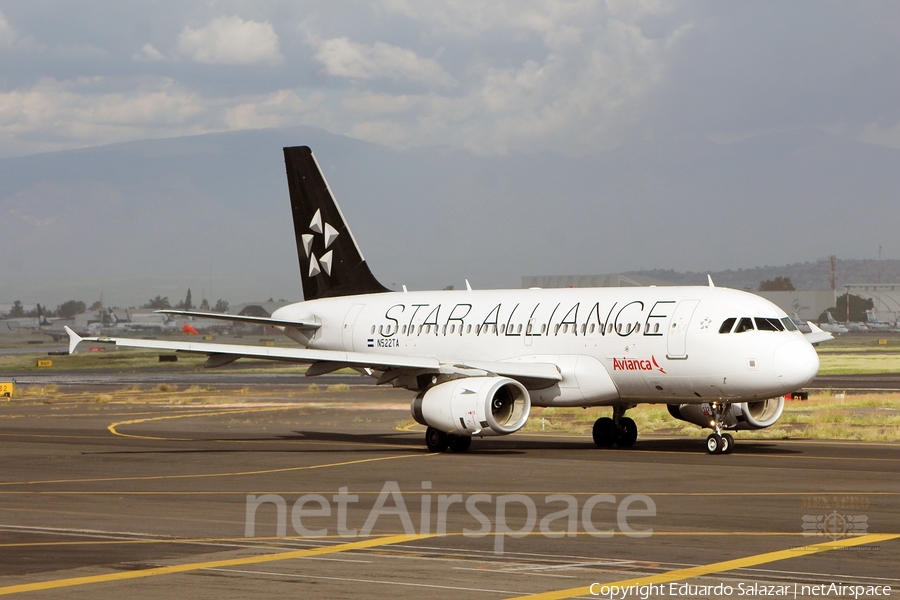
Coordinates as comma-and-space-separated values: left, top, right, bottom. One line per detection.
612, 356, 666, 374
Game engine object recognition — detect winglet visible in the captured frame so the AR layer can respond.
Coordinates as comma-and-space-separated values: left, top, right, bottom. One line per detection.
707, 274, 715, 287
65, 326, 83, 355
804, 321, 834, 344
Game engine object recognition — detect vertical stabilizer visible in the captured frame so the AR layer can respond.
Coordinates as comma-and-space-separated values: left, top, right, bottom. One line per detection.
284, 146, 390, 301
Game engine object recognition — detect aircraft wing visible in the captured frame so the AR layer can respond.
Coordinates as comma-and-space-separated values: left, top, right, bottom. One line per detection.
64, 327, 562, 385
157, 310, 320, 331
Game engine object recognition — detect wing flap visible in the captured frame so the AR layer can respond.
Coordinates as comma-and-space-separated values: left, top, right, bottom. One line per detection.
157, 310, 320, 330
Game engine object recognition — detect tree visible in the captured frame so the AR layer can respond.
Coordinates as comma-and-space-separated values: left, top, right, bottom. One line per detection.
818, 293, 873, 323
143, 296, 171, 309
4, 300, 26, 318
213, 299, 229, 313
56, 300, 87, 318
200, 298, 210, 310
759, 277, 795, 292
176, 288, 194, 310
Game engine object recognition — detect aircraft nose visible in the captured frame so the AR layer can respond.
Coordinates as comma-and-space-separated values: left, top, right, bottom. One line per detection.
773, 339, 820, 390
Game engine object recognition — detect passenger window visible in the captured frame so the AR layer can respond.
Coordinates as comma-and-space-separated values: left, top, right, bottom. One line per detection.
467, 324, 472, 334
517, 324, 523, 334
589, 324, 595, 334
719, 318, 736, 334
734, 317, 754, 333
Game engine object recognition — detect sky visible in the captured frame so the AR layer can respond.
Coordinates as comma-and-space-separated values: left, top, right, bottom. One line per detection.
1, 1, 899, 160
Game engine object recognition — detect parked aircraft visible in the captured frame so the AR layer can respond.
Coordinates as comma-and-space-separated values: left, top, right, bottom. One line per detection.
865, 310, 899, 332
818, 311, 849, 335
67, 146, 828, 454
825, 310, 868, 332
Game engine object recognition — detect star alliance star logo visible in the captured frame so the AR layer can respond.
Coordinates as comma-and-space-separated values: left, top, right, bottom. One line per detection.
301, 209, 338, 277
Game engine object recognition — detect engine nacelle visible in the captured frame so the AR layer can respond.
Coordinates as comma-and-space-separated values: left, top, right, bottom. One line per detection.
666, 397, 785, 431
411, 377, 530, 436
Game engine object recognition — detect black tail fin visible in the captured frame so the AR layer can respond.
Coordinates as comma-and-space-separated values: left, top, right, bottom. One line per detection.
37, 304, 51, 326
283, 146, 389, 301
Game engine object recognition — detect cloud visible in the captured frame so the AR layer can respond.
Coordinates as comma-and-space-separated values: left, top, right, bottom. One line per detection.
312, 37, 456, 88
178, 16, 283, 65
0, 78, 210, 155
326, 3, 682, 155
0, 10, 18, 47
135, 43, 165, 62
223, 90, 326, 129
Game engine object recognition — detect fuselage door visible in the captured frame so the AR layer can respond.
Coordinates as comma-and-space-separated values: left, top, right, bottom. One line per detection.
667, 299, 699, 359
342, 304, 365, 351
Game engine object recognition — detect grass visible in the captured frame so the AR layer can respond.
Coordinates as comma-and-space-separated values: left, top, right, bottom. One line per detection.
519, 392, 900, 442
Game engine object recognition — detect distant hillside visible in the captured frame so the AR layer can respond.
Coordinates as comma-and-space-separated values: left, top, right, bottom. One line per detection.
626, 259, 900, 291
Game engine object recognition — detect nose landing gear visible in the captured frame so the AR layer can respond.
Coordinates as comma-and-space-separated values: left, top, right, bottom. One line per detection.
592, 405, 638, 448
705, 403, 735, 454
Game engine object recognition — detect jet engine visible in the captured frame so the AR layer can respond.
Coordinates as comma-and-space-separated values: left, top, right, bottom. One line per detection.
666, 397, 785, 431
411, 377, 530, 436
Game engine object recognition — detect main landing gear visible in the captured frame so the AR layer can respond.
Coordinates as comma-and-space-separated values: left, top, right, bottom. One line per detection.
705, 402, 734, 455
592, 405, 638, 448
425, 427, 472, 453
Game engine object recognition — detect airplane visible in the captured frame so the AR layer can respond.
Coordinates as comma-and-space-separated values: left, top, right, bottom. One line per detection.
818, 311, 849, 335
825, 310, 868, 332
67, 146, 829, 455
865, 309, 899, 332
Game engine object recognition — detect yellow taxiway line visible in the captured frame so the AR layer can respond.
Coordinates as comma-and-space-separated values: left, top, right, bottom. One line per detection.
0, 533, 434, 596
506, 533, 900, 600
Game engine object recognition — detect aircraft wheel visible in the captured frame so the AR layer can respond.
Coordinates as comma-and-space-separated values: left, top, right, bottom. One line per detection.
448, 435, 472, 453
425, 427, 449, 453
592, 417, 616, 448
706, 433, 723, 454
722, 433, 734, 454
616, 417, 638, 447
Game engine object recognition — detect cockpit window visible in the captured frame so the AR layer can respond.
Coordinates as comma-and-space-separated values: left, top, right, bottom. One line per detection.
755, 317, 784, 331
734, 317, 755, 333
781, 317, 798, 331
719, 318, 737, 334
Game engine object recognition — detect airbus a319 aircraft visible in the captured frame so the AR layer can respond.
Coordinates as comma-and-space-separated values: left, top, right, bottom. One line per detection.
67, 146, 830, 454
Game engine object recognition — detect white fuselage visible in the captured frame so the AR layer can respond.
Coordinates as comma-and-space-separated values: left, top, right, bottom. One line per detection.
273, 286, 820, 408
